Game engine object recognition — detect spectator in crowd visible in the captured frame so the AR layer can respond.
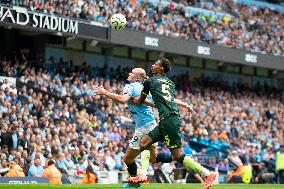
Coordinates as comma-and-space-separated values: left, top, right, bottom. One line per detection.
228, 150, 243, 167
0, 126, 13, 149
254, 162, 275, 183
217, 158, 230, 174
80, 165, 98, 184
28, 157, 44, 177
42, 160, 62, 184
1, 79, 9, 90
76, 157, 86, 172
0, 158, 9, 176
11, 126, 19, 150
197, 148, 207, 164
5, 160, 25, 177
19, 157, 29, 176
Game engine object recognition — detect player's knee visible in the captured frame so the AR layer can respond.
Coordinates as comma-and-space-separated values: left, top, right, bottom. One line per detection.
139, 140, 148, 148
139, 136, 152, 148
173, 154, 180, 162
171, 153, 184, 162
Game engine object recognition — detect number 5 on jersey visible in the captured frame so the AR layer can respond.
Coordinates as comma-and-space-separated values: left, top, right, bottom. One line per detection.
162, 84, 171, 101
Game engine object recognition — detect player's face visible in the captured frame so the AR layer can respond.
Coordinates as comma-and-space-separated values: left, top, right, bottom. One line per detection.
127, 69, 138, 82
151, 60, 162, 75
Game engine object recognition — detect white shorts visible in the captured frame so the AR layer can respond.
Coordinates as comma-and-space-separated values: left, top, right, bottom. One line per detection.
129, 122, 158, 150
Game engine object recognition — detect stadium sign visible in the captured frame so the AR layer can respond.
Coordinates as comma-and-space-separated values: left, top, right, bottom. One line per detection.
245, 54, 257, 63
0, 177, 49, 184
197, 46, 210, 55
0, 6, 78, 34
145, 36, 159, 47
111, 29, 284, 71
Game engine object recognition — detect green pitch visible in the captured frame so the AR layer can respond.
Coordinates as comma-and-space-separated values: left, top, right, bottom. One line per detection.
0, 184, 283, 189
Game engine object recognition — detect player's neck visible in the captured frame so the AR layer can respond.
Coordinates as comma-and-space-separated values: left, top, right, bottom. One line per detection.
155, 73, 164, 76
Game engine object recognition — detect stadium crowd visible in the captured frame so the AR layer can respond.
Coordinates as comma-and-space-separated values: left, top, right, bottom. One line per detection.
1, 0, 284, 56
0, 49, 283, 183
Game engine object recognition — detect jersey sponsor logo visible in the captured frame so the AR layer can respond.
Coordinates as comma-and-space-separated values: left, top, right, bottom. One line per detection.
157, 78, 169, 83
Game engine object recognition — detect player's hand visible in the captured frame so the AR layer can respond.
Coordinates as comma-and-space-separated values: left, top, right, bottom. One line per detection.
130, 96, 139, 104
186, 105, 197, 117
95, 85, 107, 95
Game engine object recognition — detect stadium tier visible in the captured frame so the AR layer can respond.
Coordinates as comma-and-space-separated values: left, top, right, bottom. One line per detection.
0, 0, 284, 187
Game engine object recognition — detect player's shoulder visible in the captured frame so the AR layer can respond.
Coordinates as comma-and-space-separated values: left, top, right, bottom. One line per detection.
124, 83, 133, 89
162, 76, 174, 84
142, 77, 152, 86
146, 76, 159, 82
123, 83, 134, 94
130, 81, 143, 89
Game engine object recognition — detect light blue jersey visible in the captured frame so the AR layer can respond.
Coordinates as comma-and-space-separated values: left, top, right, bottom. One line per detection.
123, 82, 156, 129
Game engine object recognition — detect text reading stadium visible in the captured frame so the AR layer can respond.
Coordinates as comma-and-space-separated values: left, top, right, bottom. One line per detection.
0, 6, 78, 34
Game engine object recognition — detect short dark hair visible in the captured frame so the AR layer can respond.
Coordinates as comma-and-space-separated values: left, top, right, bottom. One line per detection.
159, 58, 171, 74
86, 165, 96, 175
48, 160, 55, 166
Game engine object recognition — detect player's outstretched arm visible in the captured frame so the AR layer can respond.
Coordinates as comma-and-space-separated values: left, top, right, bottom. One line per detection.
174, 98, 197, 116
95, 86, 130, 104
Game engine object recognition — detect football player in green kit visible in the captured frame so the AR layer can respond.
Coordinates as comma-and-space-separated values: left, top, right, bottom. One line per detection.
132, 58, 216, 189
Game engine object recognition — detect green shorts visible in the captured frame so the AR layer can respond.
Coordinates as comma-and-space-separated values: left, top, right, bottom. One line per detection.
148, 114, 182, 150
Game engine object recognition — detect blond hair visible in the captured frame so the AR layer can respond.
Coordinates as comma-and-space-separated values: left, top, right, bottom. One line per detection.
133, 68, 148, 82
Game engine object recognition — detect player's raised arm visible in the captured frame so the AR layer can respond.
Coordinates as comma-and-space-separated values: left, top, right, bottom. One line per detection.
174, 98, 197, 116
95, 85, 131, 104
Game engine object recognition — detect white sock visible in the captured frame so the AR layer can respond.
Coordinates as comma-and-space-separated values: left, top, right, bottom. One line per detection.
140, 150, 150, 176
202, 169, 211, 177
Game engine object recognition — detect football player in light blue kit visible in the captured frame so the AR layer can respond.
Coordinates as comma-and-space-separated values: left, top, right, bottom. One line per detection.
96, 68, 159, 187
